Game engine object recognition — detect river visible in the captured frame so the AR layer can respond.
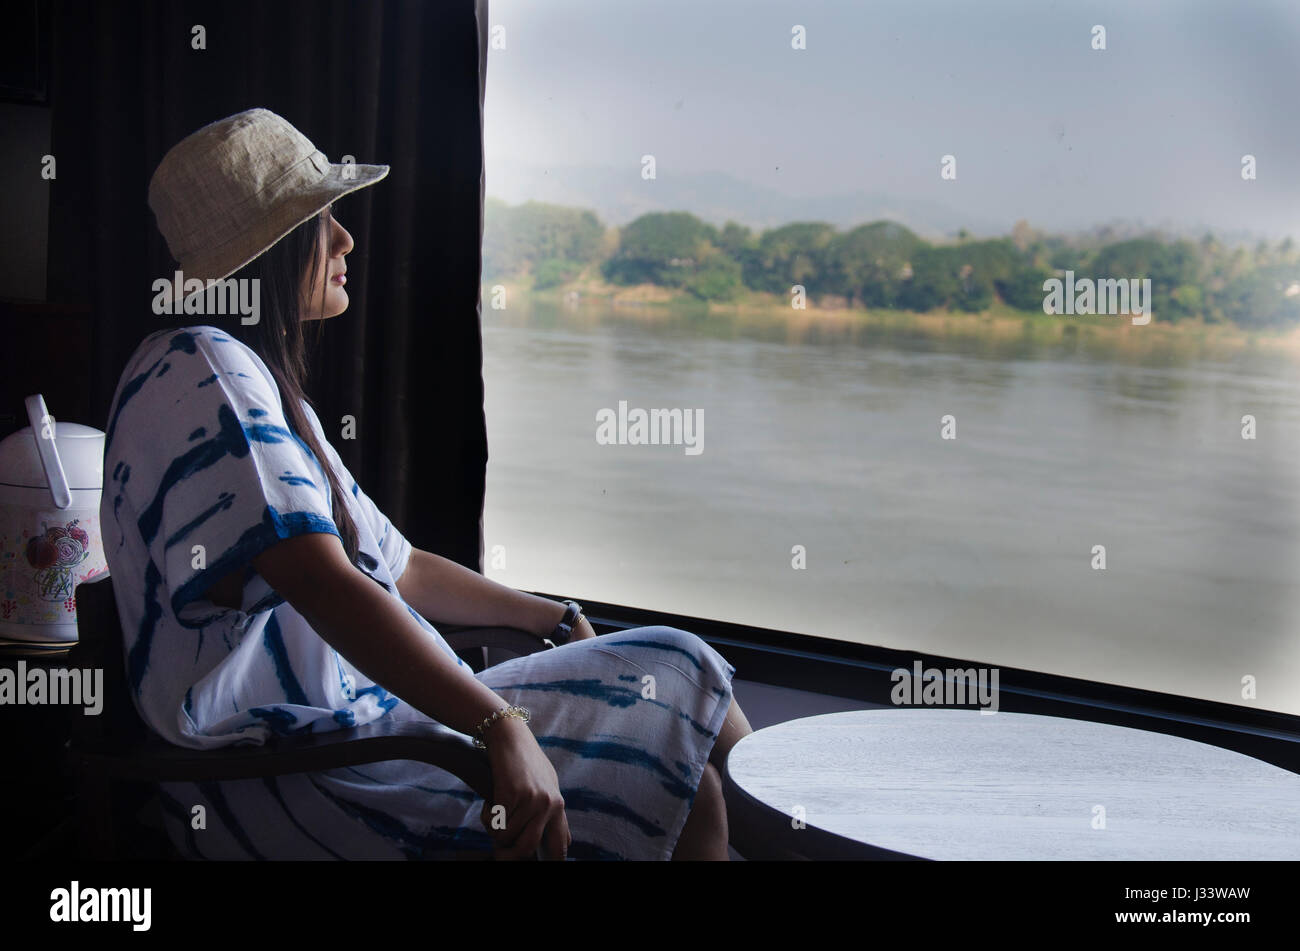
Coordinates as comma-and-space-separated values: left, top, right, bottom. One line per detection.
482, 297, 1300, 716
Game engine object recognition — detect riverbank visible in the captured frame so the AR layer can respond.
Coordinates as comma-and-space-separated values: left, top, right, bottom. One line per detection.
484, 275, 1300, 364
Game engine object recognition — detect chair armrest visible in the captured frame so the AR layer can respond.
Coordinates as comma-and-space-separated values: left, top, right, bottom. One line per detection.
69, 718, 494, 800
436, 624, 556, 656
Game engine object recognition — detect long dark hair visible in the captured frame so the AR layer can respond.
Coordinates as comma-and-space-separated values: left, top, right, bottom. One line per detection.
195, 206, 364, 566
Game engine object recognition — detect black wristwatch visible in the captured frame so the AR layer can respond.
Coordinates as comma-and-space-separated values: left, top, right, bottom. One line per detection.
548, 600, 584, 644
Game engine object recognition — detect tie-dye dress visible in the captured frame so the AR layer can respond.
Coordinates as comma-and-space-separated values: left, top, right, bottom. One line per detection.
99, 325, 736, 860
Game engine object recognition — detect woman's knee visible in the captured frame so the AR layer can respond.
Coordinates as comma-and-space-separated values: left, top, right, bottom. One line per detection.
601, 625, 732, 693
615, 624, 706, 652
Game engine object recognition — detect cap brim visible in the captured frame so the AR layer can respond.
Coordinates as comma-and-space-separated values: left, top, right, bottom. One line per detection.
166, 162, 390, 305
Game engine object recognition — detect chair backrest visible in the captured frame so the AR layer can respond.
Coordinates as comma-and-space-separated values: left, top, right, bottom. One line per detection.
67, 576, 148, 753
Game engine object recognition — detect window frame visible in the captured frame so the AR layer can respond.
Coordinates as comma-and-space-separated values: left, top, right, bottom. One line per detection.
528, 590, 1300, 772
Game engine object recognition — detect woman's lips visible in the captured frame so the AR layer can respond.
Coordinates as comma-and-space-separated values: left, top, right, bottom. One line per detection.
331, 273, 346, 285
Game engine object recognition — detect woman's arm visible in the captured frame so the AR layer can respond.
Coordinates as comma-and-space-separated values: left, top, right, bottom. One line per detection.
395, 547, 569, 637
251, 531, 571, 859
252, 533, 517, 735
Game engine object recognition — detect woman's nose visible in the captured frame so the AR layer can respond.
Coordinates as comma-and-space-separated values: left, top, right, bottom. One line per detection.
333, 219, 354, 256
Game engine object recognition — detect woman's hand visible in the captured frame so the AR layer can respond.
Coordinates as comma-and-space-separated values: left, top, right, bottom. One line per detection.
480, 716, 571, 860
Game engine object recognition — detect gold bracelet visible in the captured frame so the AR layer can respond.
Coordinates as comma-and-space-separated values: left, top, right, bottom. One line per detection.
473, 704, 531, 750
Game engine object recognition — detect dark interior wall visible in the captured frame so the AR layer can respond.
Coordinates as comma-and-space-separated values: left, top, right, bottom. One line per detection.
0, 3, 62, 435
3, 0, 490, 571
0, 104, 50, 301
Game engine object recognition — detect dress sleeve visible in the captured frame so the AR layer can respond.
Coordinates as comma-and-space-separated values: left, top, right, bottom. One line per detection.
350, 478, 414, 582
117, 328, 342, 624
309, 429, 414, 583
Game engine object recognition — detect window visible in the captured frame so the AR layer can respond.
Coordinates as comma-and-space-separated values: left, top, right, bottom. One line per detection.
481, 0, 1300, 717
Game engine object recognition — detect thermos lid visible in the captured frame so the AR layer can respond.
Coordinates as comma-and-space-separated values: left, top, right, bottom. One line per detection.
0, 421, 105, 491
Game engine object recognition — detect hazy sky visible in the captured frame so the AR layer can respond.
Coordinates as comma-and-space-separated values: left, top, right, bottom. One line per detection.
483, 0, 1300, 239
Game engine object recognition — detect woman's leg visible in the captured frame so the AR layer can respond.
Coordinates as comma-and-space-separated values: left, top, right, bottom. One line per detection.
708, 696, 754, 771
473, 625, 749, 859
672, 695, 754, 860
671, 762, 728, 860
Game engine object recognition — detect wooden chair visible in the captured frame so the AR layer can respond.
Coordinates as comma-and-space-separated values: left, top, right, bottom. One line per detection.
64, 575, 556, 860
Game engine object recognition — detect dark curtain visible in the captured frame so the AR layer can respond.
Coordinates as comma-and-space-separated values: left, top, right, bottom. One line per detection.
44, 0, 490, 571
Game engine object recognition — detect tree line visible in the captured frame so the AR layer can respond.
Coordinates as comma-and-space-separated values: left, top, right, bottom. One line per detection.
483, 197, 1300, 328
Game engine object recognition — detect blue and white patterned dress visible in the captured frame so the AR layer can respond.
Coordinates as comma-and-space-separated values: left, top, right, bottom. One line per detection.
99, 325, 736, 860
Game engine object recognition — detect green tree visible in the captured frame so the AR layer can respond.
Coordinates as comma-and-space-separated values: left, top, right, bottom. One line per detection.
683, 249, 743, 301
1000, 266, 1055, 311
1089, 238, 1202, 322
1219, 264, 1300, 328
898, 246, 960, 311
749, 222, 839, 296
603, 212, 719, 286
825, 220, 923, 307
532, 258, 583, 290
483, 198, 604, 280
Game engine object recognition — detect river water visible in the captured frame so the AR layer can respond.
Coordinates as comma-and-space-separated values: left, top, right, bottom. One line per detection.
482, 298, 1300, 716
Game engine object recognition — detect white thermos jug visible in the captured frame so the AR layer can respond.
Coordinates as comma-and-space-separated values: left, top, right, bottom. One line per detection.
0, 395, 109, 643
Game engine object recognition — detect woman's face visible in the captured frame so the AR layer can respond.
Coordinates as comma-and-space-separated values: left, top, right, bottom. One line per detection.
300, 208, 354, 321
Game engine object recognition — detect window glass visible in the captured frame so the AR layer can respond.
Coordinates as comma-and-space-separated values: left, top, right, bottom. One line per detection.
482, 0, 1300, 716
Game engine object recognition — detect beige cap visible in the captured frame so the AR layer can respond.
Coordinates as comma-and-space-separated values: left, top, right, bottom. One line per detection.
148, 108, 389, 303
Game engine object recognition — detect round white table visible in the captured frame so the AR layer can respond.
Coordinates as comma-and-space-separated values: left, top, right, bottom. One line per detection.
723, 709, 1300, 860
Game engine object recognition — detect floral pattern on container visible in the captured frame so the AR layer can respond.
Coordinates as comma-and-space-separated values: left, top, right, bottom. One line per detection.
26, 518, 91, 602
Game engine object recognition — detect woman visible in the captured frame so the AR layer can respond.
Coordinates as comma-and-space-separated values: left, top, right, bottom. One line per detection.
101, 108, 751, 860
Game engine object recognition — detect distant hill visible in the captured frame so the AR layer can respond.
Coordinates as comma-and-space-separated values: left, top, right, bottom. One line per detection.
485, 158, 1006, 241
485, 159, 1286, 249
